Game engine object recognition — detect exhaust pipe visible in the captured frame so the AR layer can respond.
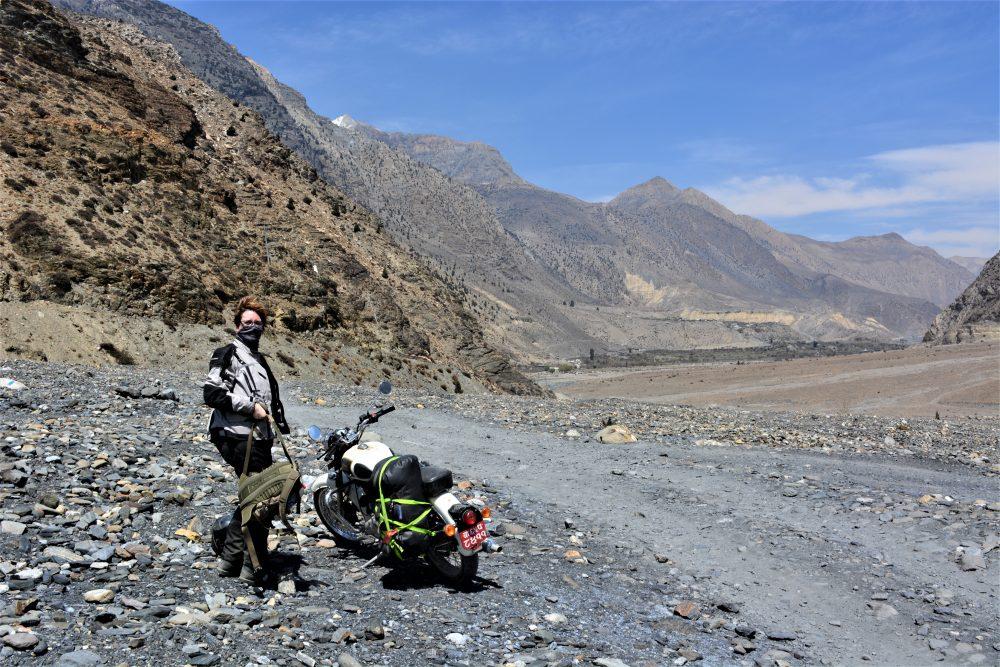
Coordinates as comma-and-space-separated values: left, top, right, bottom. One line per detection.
482, 538, 502, 554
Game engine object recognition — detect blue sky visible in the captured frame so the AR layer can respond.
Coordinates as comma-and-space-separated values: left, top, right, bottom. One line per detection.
168, 1, 999, 258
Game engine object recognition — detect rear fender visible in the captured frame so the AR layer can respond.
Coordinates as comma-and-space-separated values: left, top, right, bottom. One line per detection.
430, 492, 462, 524
430, 492, 481, 556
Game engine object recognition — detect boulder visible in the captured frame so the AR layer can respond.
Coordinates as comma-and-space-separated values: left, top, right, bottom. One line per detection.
596, 424, 637, 444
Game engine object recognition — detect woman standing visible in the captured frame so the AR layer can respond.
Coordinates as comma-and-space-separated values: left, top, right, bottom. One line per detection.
203, 296, 290, 581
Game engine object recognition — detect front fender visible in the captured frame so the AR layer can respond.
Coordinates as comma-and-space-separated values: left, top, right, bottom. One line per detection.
304, 472, 329, 492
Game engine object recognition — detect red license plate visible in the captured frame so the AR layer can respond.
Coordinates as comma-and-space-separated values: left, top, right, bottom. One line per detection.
458, 521, 488, 551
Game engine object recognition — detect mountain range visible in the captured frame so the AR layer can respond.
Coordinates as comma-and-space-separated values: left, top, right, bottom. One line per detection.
47, 0, 984, 360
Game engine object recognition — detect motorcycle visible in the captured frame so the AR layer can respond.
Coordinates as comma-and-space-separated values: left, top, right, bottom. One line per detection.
305, 380, 500, 586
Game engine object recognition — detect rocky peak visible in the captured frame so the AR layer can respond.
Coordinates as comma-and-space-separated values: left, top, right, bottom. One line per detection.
924, 252, 1000, 343
332, 113, 359, 129
609, 176, 680, 207
362, 128, 526, 187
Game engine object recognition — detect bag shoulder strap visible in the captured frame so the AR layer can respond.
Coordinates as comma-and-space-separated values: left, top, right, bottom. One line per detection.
241, 416, 296, 478
271, 415, 295, 465
241, 422, 256, 477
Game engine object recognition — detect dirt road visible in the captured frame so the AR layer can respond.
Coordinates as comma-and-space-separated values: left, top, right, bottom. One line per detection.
291, 400, 1000, 666
543, 342, 1000, 418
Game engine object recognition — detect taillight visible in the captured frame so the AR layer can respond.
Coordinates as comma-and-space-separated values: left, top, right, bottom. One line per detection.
462, 509, 479, 526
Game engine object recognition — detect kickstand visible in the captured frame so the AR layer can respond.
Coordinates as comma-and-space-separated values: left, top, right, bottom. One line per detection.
360, 552, 383, 569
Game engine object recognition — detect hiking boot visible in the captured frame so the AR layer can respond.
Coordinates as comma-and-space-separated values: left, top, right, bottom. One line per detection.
238, 560, 257, 583
217, 556, 244, 578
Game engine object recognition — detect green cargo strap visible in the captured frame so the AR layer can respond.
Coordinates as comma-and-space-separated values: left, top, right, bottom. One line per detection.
375, 456, 438, 558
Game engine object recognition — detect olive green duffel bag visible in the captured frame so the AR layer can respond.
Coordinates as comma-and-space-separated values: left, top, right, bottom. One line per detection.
237, 417, 301, 571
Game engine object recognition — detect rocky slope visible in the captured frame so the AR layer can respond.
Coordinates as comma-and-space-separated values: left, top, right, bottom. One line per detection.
0, 0, 539, 394
924, 253, 1000, 344
52, 0, 596, 363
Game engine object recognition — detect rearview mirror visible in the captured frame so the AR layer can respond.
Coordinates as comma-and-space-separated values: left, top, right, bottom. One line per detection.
307, 425, 323, 441
378, 380, 392, 395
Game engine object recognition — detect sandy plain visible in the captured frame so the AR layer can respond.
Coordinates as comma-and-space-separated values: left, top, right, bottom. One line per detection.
541, 341, 1000, 418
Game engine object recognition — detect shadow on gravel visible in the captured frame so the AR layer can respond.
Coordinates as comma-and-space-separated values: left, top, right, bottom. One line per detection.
257, 552, 329, 593
447, 577, 503, 594
379, 564, 503, 594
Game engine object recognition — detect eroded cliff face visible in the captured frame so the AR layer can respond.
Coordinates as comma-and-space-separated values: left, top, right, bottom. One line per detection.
924, 253, 1000, 344
0, 0, 541, 394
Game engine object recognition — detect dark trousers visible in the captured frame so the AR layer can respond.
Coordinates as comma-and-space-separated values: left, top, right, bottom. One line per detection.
212, 433, 274, 567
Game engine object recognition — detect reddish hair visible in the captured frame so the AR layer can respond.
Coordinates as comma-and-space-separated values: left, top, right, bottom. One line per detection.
233, 295, 269, 328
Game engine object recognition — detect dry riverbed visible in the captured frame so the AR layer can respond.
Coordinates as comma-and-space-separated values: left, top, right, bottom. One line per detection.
1, 359, 997, 666
543, 342, 1000, 419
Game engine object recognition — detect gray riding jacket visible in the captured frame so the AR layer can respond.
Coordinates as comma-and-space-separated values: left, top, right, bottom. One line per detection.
203, 338, 289, 440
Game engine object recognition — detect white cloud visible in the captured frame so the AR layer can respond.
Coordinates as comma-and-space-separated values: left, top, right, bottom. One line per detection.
904, 226, 999, 259
704, 141, 999, 218
871, 142, 1000, 196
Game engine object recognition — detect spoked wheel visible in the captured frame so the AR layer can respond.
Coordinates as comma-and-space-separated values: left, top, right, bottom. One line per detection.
426, 535, 479, 586
313, 487, 362, 546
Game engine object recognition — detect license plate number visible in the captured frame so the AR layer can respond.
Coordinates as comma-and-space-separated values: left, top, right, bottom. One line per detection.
458, 521, 488, 551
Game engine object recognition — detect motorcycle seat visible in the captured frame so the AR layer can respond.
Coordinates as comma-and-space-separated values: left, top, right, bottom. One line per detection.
420, 464, 453, 497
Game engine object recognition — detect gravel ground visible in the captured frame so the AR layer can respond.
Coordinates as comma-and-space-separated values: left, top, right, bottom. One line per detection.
1, 360, 997, 666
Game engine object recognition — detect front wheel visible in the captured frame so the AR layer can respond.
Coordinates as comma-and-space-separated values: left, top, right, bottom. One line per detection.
426, 536, 479, 586
313, 487, 362, 547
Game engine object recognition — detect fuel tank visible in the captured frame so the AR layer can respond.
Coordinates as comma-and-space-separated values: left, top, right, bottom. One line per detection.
341, 440, 393, 481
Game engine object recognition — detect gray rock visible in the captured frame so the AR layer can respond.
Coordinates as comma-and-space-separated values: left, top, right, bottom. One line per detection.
766, 628, 797, 641
83, 589, 114, 604
3, 633, 39, 650
56, 650, 105, 666
182, 644, 203, 657
1, 520, 27, 535
959, 549, 986, 571
594, 659, 631, 667
364, 623, 384, 640
157, 388, 179, 401
868, 602, 898, 620
337, 654, 363, 667
331, 628, 355, 644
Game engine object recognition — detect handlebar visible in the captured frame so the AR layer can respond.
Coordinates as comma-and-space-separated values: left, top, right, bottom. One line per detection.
360, 404, 395, 424
318, 404, 397, 461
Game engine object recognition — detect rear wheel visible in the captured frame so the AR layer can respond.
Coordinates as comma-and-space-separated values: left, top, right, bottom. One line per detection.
426, 535, 478, 586
314, 486, 362, 547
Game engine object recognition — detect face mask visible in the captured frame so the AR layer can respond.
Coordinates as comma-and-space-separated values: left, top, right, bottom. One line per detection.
237, 323, 264, 351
